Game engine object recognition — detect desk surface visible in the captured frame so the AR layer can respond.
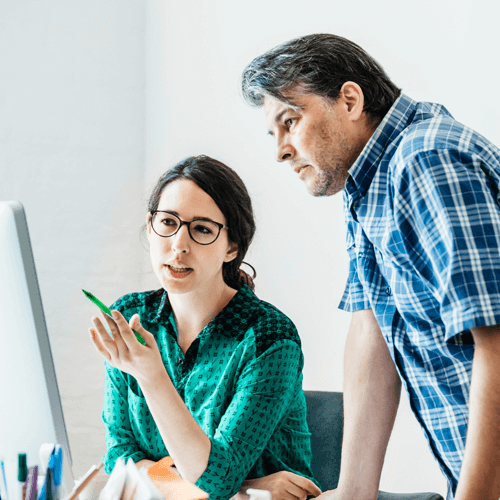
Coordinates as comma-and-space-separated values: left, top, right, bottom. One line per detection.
80, 462, 207, 500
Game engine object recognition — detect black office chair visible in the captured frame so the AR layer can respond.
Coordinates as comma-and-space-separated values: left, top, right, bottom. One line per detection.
305, 391, 444, 500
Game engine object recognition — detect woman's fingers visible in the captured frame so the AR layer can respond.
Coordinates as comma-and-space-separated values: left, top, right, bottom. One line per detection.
89, 310, 149, 356
289, 474, 322, 497
103, 310, 143, 354
241, 473, 315, 500
128, 313, 152, 345
283, 481, 307, 500
89, 327, 113, 362
279, 473, 321, 500
92, 315, 123, 358
309, 483, 322, 497
108, 310, 141, 348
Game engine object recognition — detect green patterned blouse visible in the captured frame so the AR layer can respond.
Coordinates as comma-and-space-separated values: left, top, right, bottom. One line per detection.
101, 284, 318, 500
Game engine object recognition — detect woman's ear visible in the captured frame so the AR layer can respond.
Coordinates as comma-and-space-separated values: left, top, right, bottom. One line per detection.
224, 242, 238, 263
146, 213, 152, 240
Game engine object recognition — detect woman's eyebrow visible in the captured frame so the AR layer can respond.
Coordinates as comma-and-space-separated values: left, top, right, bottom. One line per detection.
157, 210, 217, 223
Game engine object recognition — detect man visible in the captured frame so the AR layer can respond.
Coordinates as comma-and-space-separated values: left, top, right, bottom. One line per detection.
241, 34, 500, 500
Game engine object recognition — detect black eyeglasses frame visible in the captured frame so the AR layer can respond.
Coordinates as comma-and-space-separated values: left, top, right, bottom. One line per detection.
150, 210, 229, 246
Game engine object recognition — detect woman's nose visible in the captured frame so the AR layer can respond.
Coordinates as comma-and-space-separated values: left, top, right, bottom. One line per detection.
171, 224, 191, 253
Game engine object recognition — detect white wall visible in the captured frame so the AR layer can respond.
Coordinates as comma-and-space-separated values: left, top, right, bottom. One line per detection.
0, 0, 146, 479
2, 0, 499, 495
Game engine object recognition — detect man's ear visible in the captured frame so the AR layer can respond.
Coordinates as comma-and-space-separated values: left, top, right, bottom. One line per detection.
224, 242, 238, 263
339, 81, 365, 120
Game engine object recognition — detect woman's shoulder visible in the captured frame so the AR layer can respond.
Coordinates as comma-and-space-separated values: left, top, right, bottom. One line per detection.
237, 285, 302, 354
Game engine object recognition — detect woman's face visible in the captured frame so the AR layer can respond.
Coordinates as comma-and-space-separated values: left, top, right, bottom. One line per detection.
147, 179, 238, 296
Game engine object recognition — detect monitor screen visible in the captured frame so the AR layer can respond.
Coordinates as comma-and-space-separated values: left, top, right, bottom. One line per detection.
0, 201, 74, 493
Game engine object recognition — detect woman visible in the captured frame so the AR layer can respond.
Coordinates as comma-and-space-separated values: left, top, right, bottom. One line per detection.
89, 155, 321, 500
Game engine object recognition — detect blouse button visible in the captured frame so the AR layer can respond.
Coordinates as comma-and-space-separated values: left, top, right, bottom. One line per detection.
385, 287, 392, 296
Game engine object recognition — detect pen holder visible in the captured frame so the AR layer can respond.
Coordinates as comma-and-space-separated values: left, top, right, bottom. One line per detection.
37, 475, 67, 500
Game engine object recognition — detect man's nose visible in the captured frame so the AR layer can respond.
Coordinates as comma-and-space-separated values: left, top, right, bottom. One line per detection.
276, 138, 295, 162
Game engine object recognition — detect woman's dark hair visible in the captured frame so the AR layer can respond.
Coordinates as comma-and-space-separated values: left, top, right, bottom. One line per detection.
147, 155, 257, 291
241, 33, 401, 124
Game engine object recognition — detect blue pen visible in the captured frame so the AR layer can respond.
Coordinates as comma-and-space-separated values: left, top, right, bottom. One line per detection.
0, 457, 8, 500
44, 471, 53, 500
52, 448, 62, 500
37, 450, 56, 500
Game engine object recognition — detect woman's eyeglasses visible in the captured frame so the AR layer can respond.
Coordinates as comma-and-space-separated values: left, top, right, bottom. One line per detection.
150, 211, 229, 245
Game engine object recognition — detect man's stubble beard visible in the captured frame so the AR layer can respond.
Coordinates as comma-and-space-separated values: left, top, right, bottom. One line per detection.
310, 134, 356, 197
307, 102, 362, 197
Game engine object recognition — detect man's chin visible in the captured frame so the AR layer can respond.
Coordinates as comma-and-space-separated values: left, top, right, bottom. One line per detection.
306, 176, 333, 197
305, 170, 343, 197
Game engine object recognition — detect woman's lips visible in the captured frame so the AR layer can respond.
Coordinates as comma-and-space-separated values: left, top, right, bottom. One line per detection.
166, 264, 193, 279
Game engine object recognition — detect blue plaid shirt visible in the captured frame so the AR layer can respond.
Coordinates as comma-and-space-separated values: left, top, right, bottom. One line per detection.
339, 93, 500, 498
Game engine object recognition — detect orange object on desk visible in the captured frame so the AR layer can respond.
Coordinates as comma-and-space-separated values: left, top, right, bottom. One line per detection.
147, 457, 208, 500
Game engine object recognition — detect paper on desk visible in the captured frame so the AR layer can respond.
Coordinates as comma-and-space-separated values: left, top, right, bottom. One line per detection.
98, 459, 163, 500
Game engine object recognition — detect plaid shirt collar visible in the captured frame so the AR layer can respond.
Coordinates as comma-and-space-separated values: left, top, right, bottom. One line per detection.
345, 93, 418, 202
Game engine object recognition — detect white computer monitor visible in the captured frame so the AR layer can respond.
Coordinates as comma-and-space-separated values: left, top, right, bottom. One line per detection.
0, 200, 74, 493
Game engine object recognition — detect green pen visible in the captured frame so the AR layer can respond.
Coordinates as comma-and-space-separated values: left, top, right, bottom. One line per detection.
82, 289, 147, 345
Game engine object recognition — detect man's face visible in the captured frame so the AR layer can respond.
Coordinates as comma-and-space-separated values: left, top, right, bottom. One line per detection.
264, 92, 362, 196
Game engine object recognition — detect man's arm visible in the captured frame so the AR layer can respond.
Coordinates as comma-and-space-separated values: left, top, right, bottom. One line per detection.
320, 308, 401, 500
454, 324, 500, 500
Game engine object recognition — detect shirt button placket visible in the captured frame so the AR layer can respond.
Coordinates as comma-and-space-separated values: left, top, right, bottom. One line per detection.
176, 356, 184, 379
176, 357, 186, 400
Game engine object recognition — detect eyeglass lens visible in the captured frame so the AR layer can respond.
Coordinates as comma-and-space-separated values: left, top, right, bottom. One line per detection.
152, 213, 220, 245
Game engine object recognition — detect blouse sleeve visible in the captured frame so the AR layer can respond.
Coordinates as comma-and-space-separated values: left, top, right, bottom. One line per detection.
101, 360, 148, 473
194, 337, 303, 500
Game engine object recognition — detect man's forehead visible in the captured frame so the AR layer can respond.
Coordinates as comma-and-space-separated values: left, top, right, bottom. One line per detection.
264, 96, 287, 114
264, 97, 295, 126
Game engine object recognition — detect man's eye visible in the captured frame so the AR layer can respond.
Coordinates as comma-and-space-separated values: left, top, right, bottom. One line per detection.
285, 118, 295, 127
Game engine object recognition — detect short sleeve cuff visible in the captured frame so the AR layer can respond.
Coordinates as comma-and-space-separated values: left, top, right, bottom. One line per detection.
339, 281, 371, 312
442, 302, 500, 343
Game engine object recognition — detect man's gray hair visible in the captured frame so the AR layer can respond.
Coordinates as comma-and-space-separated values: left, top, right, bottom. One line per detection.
241, 33, 401, 123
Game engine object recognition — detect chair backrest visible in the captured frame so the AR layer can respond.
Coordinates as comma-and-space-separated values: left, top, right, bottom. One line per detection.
304, 391, 445, 500
304, 390, 344, 492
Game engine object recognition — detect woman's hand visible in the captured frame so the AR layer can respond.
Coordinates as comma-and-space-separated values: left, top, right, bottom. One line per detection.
231, 471, 322, 500
89, 310, 165, 384
135, 459, 157, 470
